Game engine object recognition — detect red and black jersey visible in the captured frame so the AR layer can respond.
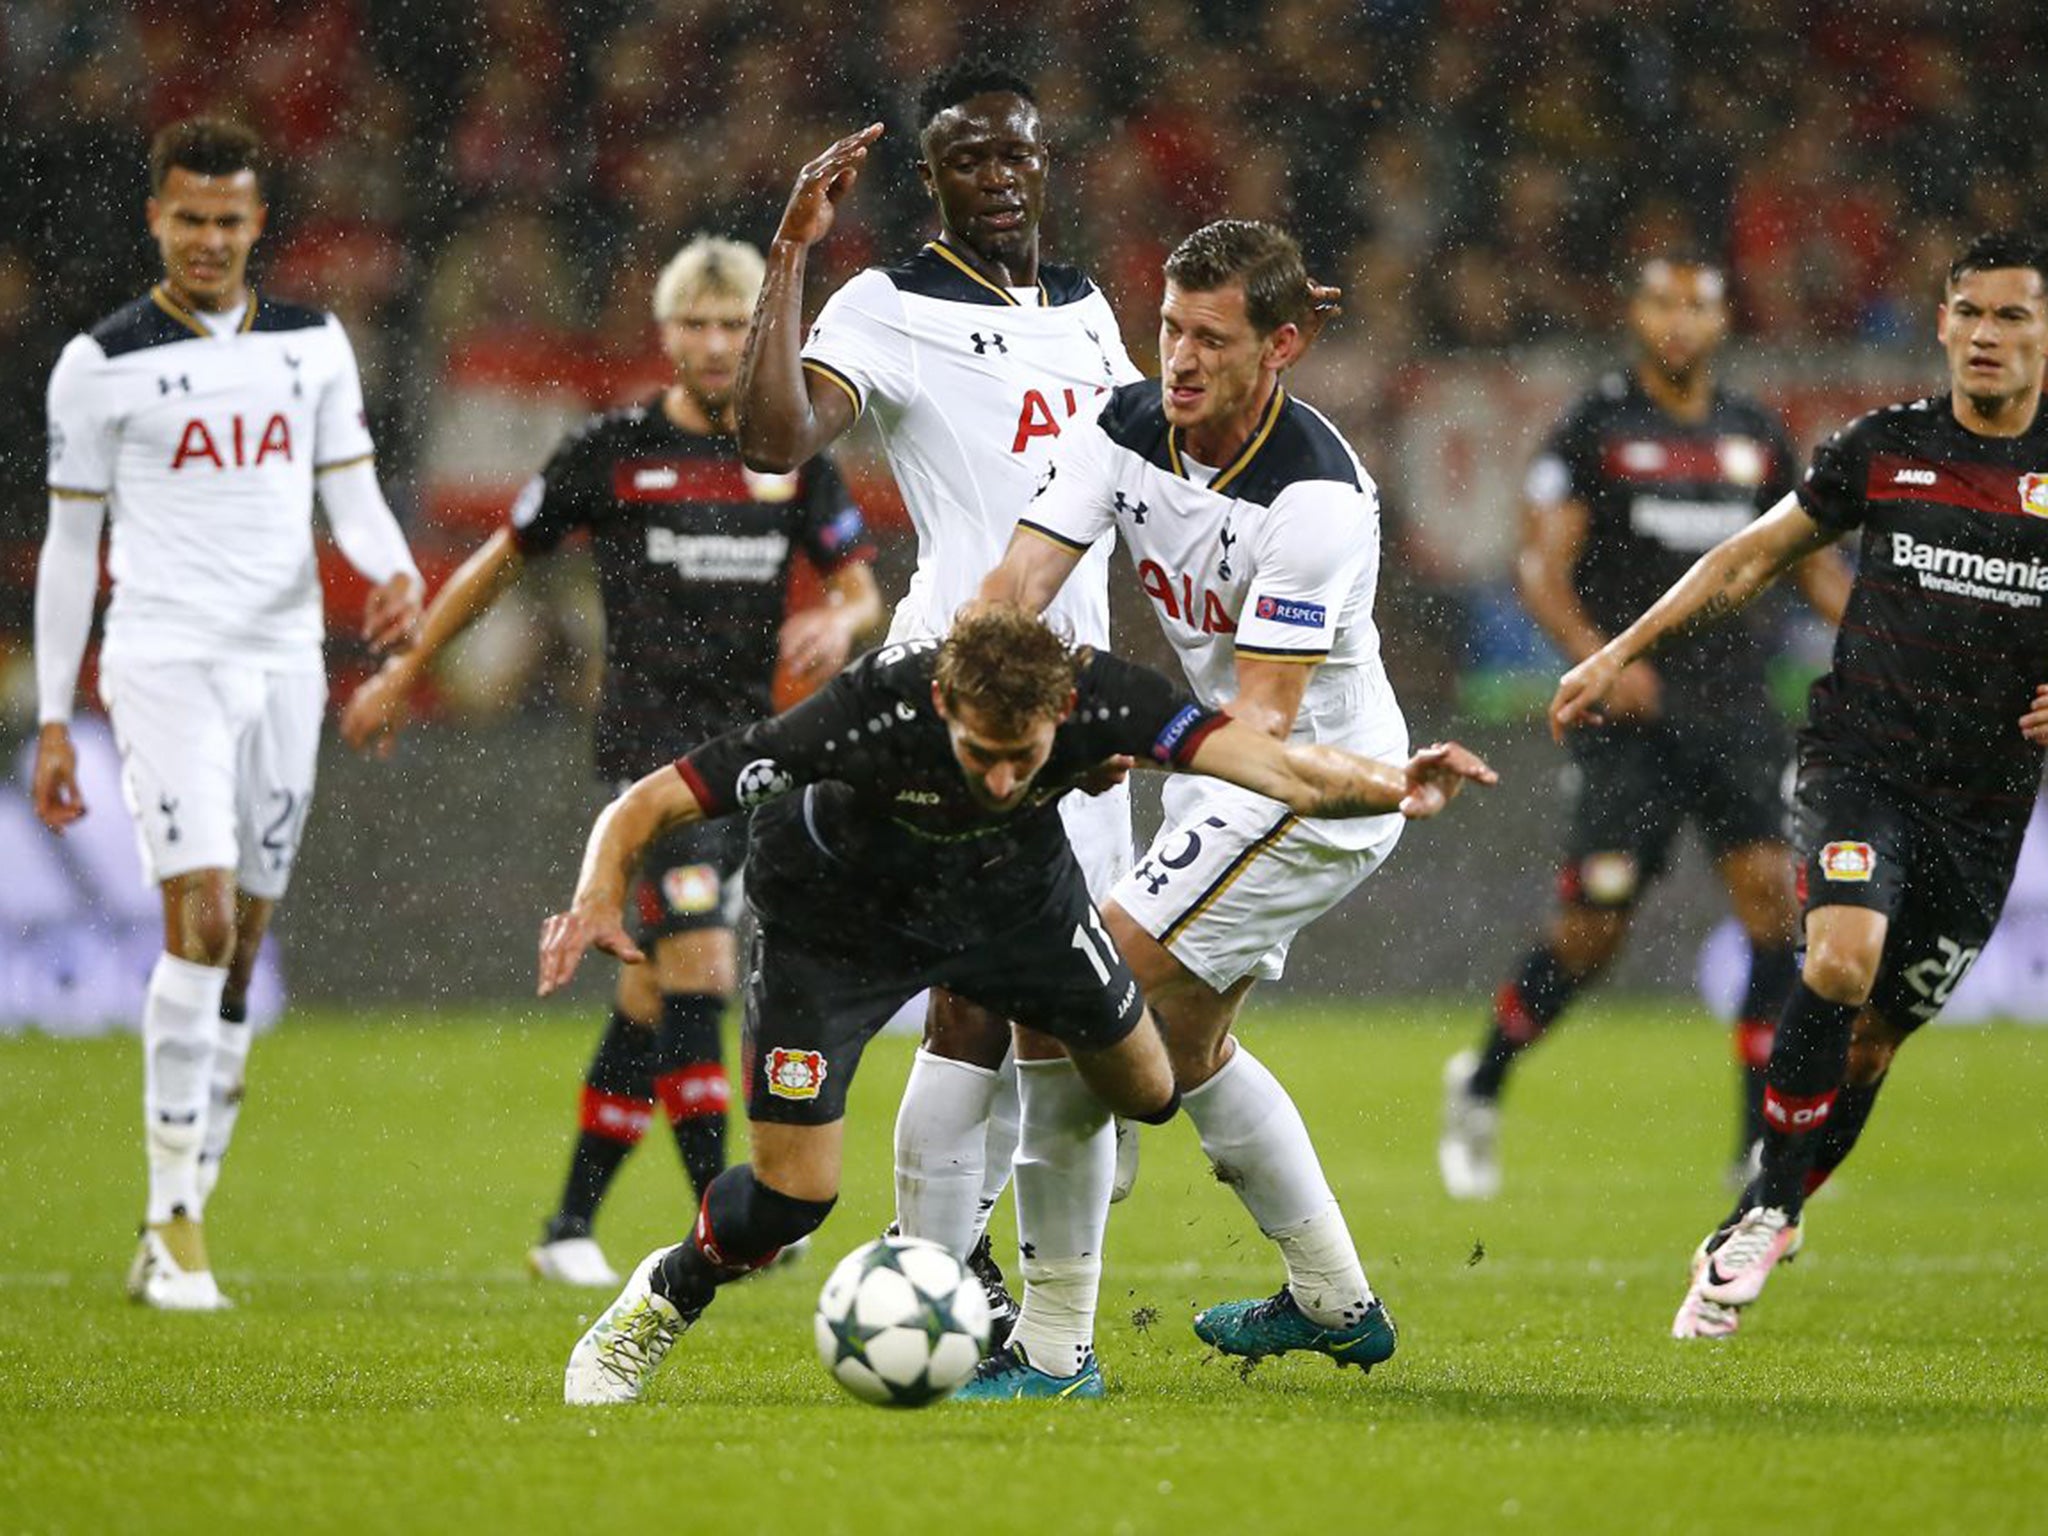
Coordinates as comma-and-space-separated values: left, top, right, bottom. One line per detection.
677, 640, 1219, 947
1796, 395, 2048, 817
1538, 372, 1798, 709
509, 397, 872, 780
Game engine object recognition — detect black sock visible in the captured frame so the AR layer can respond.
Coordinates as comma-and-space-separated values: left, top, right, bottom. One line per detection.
219, 996, 249, 1026
653, 1166, 836, 1310
1735, 943, 1797, 1150
1806, 1073, 1887, 1196
655, 992, 730, 1201
1752, 981, 1859, 1217
1467, 945, 1580, 1099
548, 1010, 656, 1238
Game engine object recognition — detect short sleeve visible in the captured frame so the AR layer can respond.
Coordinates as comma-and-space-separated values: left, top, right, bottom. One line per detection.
1529, 402, 1597, 506
801, 271, 915, 418
313, 315, 378, 469
46, 336, 115, 496
1234, 481, 1372, 664
795, 453, 874, 571
509, 418, 607, 556
1795, 420, 1869, 533
1080, 651, 1224, 767
676, 664, 867, 817
1014, 398, 1120, 555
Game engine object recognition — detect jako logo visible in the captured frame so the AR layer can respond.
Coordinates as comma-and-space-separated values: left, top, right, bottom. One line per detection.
1891, 467, 1938, 486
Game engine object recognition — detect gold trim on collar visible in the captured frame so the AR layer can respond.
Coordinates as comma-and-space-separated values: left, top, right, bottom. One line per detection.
1169, 384, 1286, 495
149, 285, 209, 338
924, 241, 1044, 307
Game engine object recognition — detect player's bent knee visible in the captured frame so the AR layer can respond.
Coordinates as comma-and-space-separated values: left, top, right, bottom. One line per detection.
922, 990, 1012, 1068
1801, 944, 1880, 1006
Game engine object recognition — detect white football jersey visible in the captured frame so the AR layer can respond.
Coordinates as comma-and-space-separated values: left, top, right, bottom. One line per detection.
46, 287, 379, 669
1021, 380, 1406, 841
801, 242, 1141, 647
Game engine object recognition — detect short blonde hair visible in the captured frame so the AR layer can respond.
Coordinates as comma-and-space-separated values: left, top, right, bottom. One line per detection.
652, 235, 765, 321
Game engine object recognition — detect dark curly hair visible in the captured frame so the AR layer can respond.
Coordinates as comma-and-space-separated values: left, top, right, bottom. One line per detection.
917, 58, 1037, 138
150, 118, 264, 194
934, 604, 1080, 736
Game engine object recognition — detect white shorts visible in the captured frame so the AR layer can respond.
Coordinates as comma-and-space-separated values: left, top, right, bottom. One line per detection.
1112, 776, 1404, 991
99, 658, 325, 900
1060, 779, 1133, 904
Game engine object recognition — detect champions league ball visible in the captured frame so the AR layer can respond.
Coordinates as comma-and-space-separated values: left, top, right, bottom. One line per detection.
813, 1237, 991, 1407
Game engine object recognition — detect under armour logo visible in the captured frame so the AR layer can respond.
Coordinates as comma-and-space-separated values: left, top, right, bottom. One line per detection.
1114, 490, 1149, 525
158, 375, 190, 395
970, 332, 1007, 355
1218, 524, 1238, 581
1134, 859, 1169, 896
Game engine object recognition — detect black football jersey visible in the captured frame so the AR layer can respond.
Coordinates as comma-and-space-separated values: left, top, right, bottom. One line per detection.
677, 640, 1222, 946
1539, 372, 1798, 708
1796, 395, 2048, 817
509, 397, 871, 779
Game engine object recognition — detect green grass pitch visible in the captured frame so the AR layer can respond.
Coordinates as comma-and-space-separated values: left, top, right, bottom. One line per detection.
3, 999, 2045, 1535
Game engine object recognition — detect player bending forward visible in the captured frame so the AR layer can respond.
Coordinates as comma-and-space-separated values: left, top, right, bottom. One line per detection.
539, 606, 1491, 1404
1549, 230, 2048, 1339
33, 119, 422, 1309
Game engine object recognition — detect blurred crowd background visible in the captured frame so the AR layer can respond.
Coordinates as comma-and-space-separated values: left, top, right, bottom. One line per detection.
2, 0, 2045, 1012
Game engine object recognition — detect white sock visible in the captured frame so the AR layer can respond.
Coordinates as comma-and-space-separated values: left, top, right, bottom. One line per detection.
196, 1011, 254, 1211
971, 1051, 1021, 1246
1009, 1057, 1112, 1376
1181, 1045, 1372, 1324
142, 954, 228, 1225
893, 1048, 997, 1258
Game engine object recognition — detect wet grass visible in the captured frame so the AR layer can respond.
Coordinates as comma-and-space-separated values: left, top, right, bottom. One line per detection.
2, 1000, 2044, 1535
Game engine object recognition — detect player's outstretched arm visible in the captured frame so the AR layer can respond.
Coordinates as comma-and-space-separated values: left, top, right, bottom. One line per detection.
1182, 718, 1496, 820
736, 125, 881, 473
537, 766, 705, 995
341, 528, 524, 755
2021, 684, 2048, 747
980, 527, 1087, 614
1551, 495, 1836, 741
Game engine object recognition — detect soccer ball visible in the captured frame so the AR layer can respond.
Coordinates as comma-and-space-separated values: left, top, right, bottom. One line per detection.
813, 1237, 991, 1407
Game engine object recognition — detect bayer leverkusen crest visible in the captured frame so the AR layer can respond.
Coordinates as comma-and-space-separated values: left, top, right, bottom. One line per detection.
765, 1048, 827, 1100
2020, 473, 2048, 519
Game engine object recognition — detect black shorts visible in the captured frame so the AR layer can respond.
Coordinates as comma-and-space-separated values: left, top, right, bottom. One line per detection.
738, 862, 1147, 1126
1560, 714, 1790, 907
629, 816, 747, 944
1793, 760, 2027, 1031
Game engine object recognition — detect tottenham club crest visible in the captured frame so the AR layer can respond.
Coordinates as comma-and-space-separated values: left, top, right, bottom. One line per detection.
735, 758, 795, 807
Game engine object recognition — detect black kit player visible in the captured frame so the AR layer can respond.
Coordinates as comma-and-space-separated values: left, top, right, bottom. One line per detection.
1549, 231, 2048, 1339
1439, 256, 1851, 1201
540, 604, 1495, 1404
342, 237, 881, 1288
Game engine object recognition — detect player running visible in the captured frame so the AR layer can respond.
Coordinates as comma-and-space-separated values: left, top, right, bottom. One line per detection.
1438, 256, 1849, 1202
33, 119, 423, 1310
975, 220, 1419, 1392
341, 237, 880, 1288
541, 604, 1494, 1404
737, 60, 1143, 1314
1548, 230, 2048, 1339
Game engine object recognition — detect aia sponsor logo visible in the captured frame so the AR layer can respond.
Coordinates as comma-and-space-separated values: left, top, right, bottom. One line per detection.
765, 1047, 827, 1101
1819, 841, 1876, 882
170, 413, 292, 470
1137, 559, 1236, 635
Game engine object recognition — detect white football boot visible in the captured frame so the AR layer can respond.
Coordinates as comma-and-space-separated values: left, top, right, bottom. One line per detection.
527, 1236, 621, 1288
565, 1246, 692, 1405
1697, 1206, 1802, 1307
1437, 1051, 1501, 1201
126, 1213, 230, 1311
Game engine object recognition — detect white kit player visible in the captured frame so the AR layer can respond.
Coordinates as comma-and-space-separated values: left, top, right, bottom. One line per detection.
32, 120, 421, 1310
975, 221, 1417, 1391
736, 60, 1142, 1323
